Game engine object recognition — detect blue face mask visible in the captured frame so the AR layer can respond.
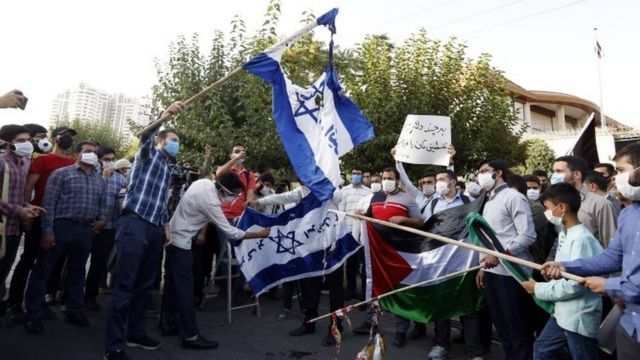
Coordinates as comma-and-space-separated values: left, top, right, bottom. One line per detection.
352, 174, 362, 185
165, 140, 179, 157
550, 172, 565, 185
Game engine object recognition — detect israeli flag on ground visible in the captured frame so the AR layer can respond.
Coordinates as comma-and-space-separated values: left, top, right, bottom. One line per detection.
234, 193, 361, 296
242, 9, 374, 201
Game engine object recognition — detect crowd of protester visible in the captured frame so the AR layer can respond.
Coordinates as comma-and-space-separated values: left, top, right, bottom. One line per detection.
1, 89, 639, 360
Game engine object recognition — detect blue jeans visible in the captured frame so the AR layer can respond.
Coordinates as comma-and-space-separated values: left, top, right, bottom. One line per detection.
534, 316, 599, 360
25, 219, 94, 318
161, 245, 199, 338
105, 215, 163, 352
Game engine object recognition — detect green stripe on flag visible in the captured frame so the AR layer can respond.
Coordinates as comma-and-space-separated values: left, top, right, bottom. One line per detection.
466, 213, 555, 315
379, 272, 485, 323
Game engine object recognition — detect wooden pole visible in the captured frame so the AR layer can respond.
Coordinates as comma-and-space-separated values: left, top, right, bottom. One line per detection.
340, 211, 585, 283
135, 20, 321, 137
306, 265, 483, 324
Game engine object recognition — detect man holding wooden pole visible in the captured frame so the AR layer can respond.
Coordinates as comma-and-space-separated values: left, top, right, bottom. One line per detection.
475, 159, 538, 360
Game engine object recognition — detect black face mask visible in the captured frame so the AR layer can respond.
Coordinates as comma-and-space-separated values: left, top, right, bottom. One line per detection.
57, 135, 73, 150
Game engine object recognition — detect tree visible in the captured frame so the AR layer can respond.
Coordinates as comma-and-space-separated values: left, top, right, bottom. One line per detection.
512, 138, 556, 175
59, 119, 128, 157
150, 1, 527, 180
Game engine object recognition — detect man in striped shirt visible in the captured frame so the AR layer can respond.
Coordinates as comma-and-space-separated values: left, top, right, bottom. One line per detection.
104, 102, 184, 360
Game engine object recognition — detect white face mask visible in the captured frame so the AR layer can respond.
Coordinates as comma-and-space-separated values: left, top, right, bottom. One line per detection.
435, 181, 449, 197
544, 205, 564, 226
370, 182, 382, 192
467, 182, 482, 197
477, 172, 496, 191
527, 188, 540, 201
615, 170, 640, 201
422, 184, 435, 196
102, 161, 115, 169
550, 172, 565, 185
13, 142, 34, 158
80, 152, 99, 167
37, 138, 52, 152
382, 179, 396, 193
260, 186, 271, 196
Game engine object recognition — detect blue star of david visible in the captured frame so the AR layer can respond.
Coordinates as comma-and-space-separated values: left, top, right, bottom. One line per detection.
269, 229, 303, 255
293, 92, 320, 123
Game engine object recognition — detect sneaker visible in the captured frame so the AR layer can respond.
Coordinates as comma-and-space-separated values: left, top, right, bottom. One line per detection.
408, 323, 427, 340
181, 335, 218, 350
321, 332, 337, 347
352, 321, 371, 335
427, 345, 451, 360
289, 322, 316, 336
277, 308, 291, 321
393, 332, 407, 348
64, 313, 90, 327
103, 349, 130, 360
126, 336, 161, 350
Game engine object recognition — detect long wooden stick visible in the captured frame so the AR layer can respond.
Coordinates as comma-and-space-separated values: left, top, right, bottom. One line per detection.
342, 212, 585, 283
306, 265, 482, 324
135, 19, 321, 137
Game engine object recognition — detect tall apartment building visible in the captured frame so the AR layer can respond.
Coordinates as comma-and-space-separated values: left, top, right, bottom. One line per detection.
49, 82, 148, 140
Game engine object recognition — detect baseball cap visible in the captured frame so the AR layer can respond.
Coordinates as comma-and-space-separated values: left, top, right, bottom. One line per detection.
114, 159, 132, 170
52, 126, 77, 137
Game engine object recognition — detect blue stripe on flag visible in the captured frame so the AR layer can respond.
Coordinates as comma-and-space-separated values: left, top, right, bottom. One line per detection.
237, 193, 324, 230
325, 67, 375, 147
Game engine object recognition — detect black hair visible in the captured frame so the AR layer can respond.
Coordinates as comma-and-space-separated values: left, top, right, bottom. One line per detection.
540, 183, 581, 214
584, 171, 609, 192
258, 172, 275, 184
0, 124, 29, 143
507, 174, 527, 196
457, 180, 466, 191
74, 141, 98, 153
381, 167, 400, 179
97, 146, 116, 159
613, 144, 640, 169
436, 169, 457, 182
23, 123, 48, 137
554, 155, 589, 181
158, 128, 178, 140
217, 172, 245, 193
524, 175, 541, 185
419, 173, 436, 181
229, 142, 246, 153
532, 170, 548, 178
594, 163, 616, 177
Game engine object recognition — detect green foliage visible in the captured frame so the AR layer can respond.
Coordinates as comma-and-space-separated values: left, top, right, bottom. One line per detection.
150, 0, 527, 181
59, 119, 128, 157
512, 138, 556, 175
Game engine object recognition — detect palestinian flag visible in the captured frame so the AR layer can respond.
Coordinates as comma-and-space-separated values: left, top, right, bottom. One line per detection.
467, 213, 554, 314
362, 192, 486, 323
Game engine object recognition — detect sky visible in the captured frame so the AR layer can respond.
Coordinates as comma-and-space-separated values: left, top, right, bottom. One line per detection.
1, 0, 639, 128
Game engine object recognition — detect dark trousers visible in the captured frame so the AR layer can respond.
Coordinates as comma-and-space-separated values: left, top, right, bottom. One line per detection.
161, 245, 199, 338
346, 248, 363, 296
85, 228, 116, 300
24, 219, 94, 318
105, 215, 163, 353
282, 281, 295, 310
0, 235, 21, 287
8, 217, 43, 307
534, 317, 598, 360
616, 323, 640, 360
46, 251, 68, 297
301, 266, 343, 329
192, 223, 219, 300
433, 312, 485, 357
484, 272, 535, 360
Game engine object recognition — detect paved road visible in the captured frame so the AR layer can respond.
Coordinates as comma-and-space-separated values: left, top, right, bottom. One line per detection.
0, 290, 505, 360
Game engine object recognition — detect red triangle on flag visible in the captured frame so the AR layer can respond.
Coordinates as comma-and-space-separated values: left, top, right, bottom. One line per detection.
367, 222, 413, 297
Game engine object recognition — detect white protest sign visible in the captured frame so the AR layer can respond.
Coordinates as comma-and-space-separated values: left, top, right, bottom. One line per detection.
394, 115, 451, 166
